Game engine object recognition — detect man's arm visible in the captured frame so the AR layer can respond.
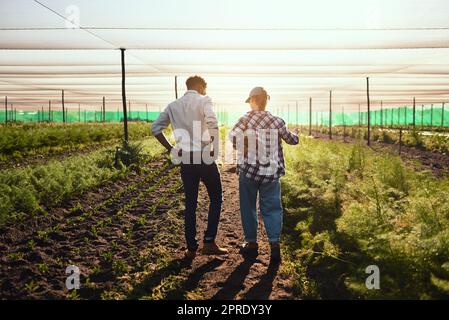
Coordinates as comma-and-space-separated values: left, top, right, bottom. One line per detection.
228, 116, 247, 150
154, 133, 173, 153
202, 97, 219, 156
151, 106, 173, 152
279, 120, 299, 145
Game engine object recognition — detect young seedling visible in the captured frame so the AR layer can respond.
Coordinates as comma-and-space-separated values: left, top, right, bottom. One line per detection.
37, 262, 49, 274
27, 239, 36, 250
25, 280, 39, 294
8, 252, 25, 262
67, 289, 80, 300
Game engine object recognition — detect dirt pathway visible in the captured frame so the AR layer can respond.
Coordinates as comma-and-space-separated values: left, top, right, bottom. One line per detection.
173, 164, 294, 300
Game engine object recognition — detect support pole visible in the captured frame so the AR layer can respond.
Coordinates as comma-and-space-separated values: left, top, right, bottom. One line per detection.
120, 48, 129, 142
421, 105, 424, 129
380, 100, 383, 129
342, 105, 346, 142
366, 77, 371, 146
102, 96, 106, 122
358, 103, 361, 127
4, 96, 7, 124
62, 90, 65, 124
430, 104, 434, 128
412, 97, 416, 128
442, 102, 445, 127
329, 90, 332, 140
78, 104, 81, 122
175, 76, 179, 99
296, 100, 299, 127
309, 97, 312, 136
48, 100, 52, 122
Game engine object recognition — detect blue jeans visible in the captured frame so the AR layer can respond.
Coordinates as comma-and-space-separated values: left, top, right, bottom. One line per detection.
180, 162, 222, 251
238, 175, 283, 243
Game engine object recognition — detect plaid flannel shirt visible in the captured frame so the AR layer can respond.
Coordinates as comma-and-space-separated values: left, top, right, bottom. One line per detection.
229, 110, 299, 183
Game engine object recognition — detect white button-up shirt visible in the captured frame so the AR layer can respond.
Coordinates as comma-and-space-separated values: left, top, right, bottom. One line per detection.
151, 90, 219, 152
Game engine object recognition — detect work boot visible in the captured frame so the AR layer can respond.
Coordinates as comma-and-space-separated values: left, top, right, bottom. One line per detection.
270, 242, 282, 263
184, 249, 197, 260
202, 242, 228, 255
239, 242, 259, 257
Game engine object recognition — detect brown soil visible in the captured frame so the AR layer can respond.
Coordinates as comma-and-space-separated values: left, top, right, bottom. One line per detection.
0, 161, 294, 300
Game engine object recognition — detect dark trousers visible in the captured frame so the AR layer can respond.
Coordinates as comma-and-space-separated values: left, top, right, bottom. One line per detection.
180, 162, 223, 251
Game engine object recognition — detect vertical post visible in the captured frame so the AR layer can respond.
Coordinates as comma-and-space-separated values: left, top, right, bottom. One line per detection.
342, 105, 346, 142
309, 97, 312, 136
358, 103, 361, 127
78, 104, 81, 122
41, 106, 44, 123
366, 77, 371, 146
146, 104, 148, 122
442, 102, 445, 127
102, 96, 106, 122
120, 48, 129, 142
399, 127, 403, 155
430, 104, 434, 128
175, 76, 179, 99
380, 100, 383, 129
404, 106, 408, 127
421, 105, 424, 129
329, 90, 332, 140
296, 100, 299, 127
389, 108, 392, 128
412, 97, 416, 128
4, 96, 7, 124
62, 90, 65, 124
48, 100, 52, 122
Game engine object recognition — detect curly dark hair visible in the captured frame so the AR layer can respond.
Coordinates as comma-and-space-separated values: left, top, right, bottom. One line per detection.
186, 75, 207, 90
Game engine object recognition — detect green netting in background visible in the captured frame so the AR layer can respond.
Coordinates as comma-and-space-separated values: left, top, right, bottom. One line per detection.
0, 104, 448, 127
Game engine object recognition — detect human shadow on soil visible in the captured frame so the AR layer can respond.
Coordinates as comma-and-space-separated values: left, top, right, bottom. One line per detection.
127, 257, 224, 299
211, 256, 258, 300
242, 261, 280, 300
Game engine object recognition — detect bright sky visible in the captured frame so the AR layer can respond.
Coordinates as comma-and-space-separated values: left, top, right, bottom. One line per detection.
1, 0, 449, 112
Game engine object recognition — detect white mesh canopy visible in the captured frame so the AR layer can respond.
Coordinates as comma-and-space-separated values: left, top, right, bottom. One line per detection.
1, 0, 449, 112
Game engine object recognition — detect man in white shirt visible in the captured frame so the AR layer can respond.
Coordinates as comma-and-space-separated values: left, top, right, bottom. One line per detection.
151, 76, 228, 259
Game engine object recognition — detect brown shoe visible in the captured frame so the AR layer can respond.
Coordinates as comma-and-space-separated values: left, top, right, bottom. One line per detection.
184, 249, 197, 260
270, 242, 281, 263
202, 242, 228, 255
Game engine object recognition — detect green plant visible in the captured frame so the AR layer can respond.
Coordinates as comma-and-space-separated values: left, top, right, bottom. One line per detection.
8, 252, 25, 262
27, 239, 36, 250
25, 280, 39, 294
114, 140, 146, 168
37, 262, 49, 274
112, 259, 129, 276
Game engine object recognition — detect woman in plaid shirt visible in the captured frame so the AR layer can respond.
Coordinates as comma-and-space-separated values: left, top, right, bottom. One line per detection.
229, 87, 299, 263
